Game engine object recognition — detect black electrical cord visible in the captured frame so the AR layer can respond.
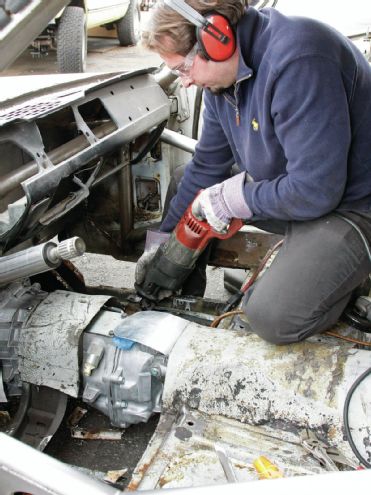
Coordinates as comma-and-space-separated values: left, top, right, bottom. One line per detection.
130, 120, 168, 165
343, 366, 371, 468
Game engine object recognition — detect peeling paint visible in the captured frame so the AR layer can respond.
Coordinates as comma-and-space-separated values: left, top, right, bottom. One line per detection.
163, 323, 371, 462
175, 427, 192, 441
132, 410, 328, 490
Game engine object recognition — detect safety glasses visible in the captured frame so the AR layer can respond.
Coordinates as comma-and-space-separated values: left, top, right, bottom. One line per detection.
169, 43, 198, 77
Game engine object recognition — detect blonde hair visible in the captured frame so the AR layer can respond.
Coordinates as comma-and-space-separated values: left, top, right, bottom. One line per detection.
141, 0, 248, 56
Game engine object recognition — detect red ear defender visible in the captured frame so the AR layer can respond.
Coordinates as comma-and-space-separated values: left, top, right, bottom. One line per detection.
162, 1, 236, 62
196, 13, 236, 62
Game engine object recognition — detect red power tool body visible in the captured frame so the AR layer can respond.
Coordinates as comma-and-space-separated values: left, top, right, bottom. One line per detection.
135, 196, 243, 301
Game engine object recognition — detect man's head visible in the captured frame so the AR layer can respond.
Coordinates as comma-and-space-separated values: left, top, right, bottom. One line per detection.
142, 0, 248, 92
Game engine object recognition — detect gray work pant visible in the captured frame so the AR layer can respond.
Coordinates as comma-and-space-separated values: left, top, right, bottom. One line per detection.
163, 166, 371, 344
245, 215, 371, 344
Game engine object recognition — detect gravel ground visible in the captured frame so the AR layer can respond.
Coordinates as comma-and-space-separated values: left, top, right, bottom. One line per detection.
73, 253, 230, 301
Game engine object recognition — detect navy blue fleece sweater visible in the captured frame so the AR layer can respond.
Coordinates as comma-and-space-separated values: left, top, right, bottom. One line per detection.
161, 7, 371, 232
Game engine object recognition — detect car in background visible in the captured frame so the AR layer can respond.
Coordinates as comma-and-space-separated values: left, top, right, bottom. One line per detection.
0, 0, 71, 72
32, 0, 141, 73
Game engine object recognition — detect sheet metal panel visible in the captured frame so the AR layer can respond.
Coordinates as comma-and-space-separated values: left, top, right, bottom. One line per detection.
162, 324, 371, 464
18, 290, 109, 397
128, 409, 327, 491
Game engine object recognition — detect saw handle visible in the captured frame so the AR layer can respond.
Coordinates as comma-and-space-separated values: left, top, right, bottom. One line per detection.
175, 196, 243, 252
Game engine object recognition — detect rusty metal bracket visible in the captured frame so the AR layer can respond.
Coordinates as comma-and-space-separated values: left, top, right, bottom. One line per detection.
210, 230, 283, 269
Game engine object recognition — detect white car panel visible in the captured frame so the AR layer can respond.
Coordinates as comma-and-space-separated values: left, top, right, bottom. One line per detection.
86, 0, 130, 28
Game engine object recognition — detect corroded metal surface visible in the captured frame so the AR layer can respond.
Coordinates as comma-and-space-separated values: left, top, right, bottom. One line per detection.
129, 409, 326, 490
19, 291, 109, 397
162, 324, 371, 463
210, 231, 282, 268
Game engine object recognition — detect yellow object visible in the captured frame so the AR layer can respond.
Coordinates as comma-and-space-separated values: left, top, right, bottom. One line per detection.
251, 118, 259, 131
253, 456, 284, 480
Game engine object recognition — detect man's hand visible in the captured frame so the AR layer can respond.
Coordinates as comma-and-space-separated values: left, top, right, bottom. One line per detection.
135, 230, 172, 300
192, 186, 230, 233
191, 172, 252, 232
135, 248, 157, 287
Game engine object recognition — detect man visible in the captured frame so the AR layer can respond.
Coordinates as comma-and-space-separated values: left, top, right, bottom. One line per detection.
137, 0, 371, 344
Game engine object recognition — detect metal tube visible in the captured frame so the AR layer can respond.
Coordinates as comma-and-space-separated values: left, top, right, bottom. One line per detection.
0, 237, 86, 286
0, 121, 116, 199
118, 149, 133, 253
160, 128, 197, 153
153, 66, 178, 91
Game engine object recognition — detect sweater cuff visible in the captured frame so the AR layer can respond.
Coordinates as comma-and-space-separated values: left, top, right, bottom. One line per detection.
222, 172, 253, 219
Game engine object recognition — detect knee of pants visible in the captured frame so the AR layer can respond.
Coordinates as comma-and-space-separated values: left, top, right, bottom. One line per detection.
243, 295, 318, 345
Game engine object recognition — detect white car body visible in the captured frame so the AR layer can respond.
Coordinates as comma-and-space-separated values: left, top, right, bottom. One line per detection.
50, 0, 141, 72
55, 0, 131, 29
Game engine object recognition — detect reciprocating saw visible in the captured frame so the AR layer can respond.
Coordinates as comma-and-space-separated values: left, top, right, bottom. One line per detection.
135, 196, 243, 302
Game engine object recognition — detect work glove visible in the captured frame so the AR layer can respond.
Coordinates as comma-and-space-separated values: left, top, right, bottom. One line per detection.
135, 229, 172, 300
191, 172, 252, 232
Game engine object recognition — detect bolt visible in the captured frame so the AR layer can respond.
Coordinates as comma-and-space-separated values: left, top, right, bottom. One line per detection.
112, 375, 124, 383
150, 367, 160, 377
82, 363, 93, 376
